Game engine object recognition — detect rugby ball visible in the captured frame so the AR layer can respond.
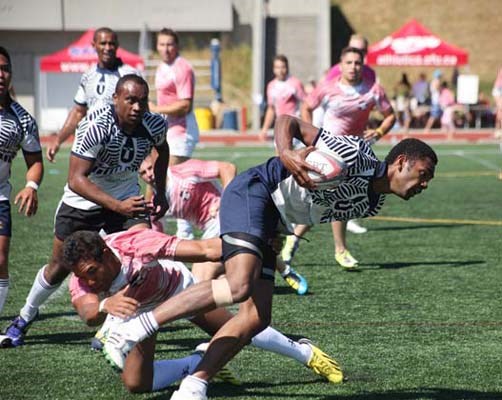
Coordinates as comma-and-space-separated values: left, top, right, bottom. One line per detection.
305, 149, 347, 189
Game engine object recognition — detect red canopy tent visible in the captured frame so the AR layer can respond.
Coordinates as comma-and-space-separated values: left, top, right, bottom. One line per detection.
40, 29, 144, 72
366, 19, 468, 67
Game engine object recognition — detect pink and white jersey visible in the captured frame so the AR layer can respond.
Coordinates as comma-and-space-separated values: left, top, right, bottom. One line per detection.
165, 159, 221, 228
266, 76, 305, 116
325, 63, 376, 86
306, 78, 392, 137
69, 229, 184, 311
155, 56, 198, 140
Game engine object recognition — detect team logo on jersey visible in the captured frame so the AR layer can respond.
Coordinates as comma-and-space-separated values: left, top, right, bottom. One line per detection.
96, 74, 106, 95
120, 137, 136, 164
180, 190, 191, 201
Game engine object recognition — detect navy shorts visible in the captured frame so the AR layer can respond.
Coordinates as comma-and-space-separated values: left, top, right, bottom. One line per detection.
54, 201, 150, 241
219, 170, 281, 280
0, 201, 12, 237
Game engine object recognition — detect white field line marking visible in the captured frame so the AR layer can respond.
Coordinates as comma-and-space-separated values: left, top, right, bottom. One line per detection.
453, 150, 501, 171
371, 216, 502, 226
435, 171, 498, 178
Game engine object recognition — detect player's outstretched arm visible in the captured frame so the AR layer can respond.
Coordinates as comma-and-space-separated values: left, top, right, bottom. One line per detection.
216, 161, 237, 188
174, 237, 222, 263
46, 104, 87, 162
14, 151, 43, 217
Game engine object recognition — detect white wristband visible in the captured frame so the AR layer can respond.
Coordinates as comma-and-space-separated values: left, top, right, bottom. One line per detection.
25, 180, 39, 191
98, 298, 107, 313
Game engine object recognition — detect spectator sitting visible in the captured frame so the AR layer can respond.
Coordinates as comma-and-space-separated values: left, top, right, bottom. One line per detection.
393, 73, 412, 132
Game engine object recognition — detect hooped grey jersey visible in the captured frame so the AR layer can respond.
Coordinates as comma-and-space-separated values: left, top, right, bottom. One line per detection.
74, 61, 139, 110
62, 105, 167, 210
0, 101, 41, 201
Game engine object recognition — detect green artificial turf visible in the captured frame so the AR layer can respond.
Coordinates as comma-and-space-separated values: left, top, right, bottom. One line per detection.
1, 143, 501, 399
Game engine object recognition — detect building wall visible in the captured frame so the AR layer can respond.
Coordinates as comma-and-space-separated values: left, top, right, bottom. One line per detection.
1, 0, 330, 128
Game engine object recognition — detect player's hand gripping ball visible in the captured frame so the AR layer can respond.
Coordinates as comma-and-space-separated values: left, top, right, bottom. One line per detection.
305, 149, 347, 190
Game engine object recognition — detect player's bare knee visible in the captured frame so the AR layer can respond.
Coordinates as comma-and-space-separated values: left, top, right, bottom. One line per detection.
230, 280, 253, 303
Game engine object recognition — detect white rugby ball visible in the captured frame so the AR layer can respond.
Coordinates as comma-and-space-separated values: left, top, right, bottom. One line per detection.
305, 149, 347, 189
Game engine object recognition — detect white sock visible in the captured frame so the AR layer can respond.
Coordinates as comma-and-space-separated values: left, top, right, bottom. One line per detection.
123, 311, 159, 342
0, 278, 9, 315
20, 265, 61, 322
251, 326, 312, 365
152, 353, 202, 391
178, 375, 208, 396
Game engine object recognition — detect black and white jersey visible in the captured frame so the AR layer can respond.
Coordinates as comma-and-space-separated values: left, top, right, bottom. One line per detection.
62, 105, 167, 210
267, 129, 385, 230
74, 62, 139, 110
0, 102, 41, 201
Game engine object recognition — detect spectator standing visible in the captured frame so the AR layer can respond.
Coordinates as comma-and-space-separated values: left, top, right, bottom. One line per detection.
424, 69, 443, 132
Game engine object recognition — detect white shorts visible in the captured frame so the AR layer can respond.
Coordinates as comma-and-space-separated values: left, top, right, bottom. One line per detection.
168, 135, 198, 157
161, 260, 196, 295
168, 113, 200, 157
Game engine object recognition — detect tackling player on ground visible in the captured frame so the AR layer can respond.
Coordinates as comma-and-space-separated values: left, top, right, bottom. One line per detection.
63, 228, 343, 392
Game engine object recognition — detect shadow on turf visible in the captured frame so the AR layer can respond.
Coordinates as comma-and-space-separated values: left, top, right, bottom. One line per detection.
322, 388, 502, 399
147, 379, 323, 400
274, 286, 315, 296
298, 260, 485, 271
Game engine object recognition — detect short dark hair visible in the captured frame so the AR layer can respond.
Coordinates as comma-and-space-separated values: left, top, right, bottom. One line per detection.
385, 138, 438, 165
158, 28, 179, 45
61, 231, 107, 272
340, 46, 364, 61
273, 54, 289, 71
115, 74, 149, 95
93, 27, 118, 43
0, 46, 12, 65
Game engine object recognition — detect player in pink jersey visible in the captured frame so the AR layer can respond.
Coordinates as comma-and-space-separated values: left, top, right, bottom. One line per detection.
325, 34, 376, 85
150, 28, 199, 164
63, 228, 342, 393
149, 27, 200, 241
282, 47, 395, 271
260, 55, 306, 141
139, 156, 308, 295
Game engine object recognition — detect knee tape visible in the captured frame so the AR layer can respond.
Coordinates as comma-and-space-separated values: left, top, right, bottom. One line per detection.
211, 278, 233, 308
